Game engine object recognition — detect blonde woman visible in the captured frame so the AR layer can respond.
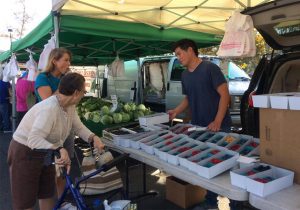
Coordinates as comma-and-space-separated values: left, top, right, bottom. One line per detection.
35, 48, 71, 102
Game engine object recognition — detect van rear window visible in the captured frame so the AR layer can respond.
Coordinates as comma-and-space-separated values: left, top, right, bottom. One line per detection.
274, 20, 300, 37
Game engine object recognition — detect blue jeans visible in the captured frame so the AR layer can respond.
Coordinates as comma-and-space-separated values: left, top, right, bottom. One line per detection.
0, 103, 11, 130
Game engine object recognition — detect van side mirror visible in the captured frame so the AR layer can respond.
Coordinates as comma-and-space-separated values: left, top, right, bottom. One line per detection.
167, 82, 170, 91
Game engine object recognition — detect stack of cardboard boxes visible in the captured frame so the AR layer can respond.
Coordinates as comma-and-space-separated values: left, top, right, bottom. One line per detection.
253, 93, 300, 184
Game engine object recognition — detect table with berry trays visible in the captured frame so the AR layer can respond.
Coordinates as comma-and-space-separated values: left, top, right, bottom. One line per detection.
102, 138, 249, 201
249, 183, 300, 210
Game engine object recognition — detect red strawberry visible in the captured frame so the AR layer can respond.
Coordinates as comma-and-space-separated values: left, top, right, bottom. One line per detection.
230, 145, 240, 151
254, 178, 267, 183
178, 147, 190, 153
211, 158, 222, 164
250, 142, 258, 147
210, 150, 220, 154
192, 151, 200, 156
164, 135, 173, 140
247, 171, 256, 176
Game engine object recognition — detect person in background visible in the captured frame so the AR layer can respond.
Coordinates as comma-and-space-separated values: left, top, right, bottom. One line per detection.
0, 70, 12, 133
16, 71, 35, 126
168, 39, 232, 210
8, 72, 105, 210
35, 47, 77, 210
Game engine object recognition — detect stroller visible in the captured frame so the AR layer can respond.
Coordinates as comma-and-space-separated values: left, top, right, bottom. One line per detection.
42, 140, 129, 210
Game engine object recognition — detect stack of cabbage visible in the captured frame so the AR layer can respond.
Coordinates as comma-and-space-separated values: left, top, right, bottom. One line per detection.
77, 97, 152, 125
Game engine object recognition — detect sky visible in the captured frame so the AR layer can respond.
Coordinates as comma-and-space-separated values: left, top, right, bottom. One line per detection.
0, 0, 52, 51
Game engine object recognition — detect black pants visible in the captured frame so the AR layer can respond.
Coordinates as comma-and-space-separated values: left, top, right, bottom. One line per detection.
17, 111, 27, 127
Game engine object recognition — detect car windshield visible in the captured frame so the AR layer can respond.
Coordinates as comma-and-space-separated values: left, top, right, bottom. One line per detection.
228, 62, 250, 81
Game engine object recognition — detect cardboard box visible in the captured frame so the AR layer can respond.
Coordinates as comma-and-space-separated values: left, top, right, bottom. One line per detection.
185, 146, 239, 179
252, 94, 270, 108
140, 132, 173, 154
246, 166, 294, 197
270, 95, 289, 109
230, 163, 264, 189
260, 108, 300, 184
128, 131, 157, 149
289, 95, 300, 110
166, 140, 202, 165
132, 130, 168, 150
138, 113, 169, 126
155, 137, 191, 162
166, 176, 206, 209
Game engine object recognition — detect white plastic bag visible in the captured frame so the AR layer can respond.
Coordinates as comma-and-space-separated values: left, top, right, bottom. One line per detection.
26, 54, 38, 81
38, 36, 56, 71
0, 62, 7, 80
217, 11, 256, 57
109, 56, 125, 77
3, 54, 19, 82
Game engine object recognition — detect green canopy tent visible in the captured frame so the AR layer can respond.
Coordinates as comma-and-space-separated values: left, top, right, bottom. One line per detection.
0, 13, 221, 64
0, 10, 221, 131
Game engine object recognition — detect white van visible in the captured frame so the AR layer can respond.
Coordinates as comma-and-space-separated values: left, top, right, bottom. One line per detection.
107, 56, 250, 125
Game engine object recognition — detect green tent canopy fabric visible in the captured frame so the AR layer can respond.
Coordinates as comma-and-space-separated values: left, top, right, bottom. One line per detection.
0, 14, 221, 65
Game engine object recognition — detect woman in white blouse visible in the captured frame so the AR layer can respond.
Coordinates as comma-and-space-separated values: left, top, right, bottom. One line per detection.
8, 72, 104, 210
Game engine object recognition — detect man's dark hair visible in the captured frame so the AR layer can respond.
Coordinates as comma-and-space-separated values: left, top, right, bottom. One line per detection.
172, 39, 199, 56
59, 72, 85, 96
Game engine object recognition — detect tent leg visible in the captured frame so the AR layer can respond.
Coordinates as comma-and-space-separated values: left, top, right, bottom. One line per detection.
11, 78, 16, 132
53, 11, 60, 48
136, 59, 142, 104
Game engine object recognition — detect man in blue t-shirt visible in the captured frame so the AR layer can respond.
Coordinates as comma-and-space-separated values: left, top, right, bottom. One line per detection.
168, 39, 232, 210
168, 39, 231, 132
0, 78, 12, 132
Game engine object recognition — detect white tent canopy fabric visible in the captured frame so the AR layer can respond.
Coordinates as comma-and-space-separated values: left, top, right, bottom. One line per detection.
52, 0, 272, 35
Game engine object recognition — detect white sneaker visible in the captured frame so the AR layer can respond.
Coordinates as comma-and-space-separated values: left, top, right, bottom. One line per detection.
59, 202, 77, 210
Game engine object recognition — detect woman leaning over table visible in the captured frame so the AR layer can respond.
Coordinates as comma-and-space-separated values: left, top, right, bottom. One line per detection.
8, 72, 105, 210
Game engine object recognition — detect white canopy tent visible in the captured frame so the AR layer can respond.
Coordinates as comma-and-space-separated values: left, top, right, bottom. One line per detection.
52, 0, 272, 35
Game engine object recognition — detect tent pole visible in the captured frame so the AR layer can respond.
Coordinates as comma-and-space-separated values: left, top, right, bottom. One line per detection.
8, 30, 16, 132
53, 11, 60, 48
96, 65, 101, 98
136, 58, 142, 104
11, 71, 16, 132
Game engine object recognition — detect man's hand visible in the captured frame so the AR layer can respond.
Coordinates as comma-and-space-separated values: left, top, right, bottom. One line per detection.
93, 136, 105, 152
56, 148, 71, 174
167, 110, 177, 121
207, 120, 222, 132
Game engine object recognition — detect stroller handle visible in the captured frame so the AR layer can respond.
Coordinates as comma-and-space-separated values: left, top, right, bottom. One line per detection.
102, 153, 129, 171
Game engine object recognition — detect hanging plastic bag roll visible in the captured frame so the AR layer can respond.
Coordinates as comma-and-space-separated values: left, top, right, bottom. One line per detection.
3, 54, 19, 82
26, 54, 38, 81
37, 36, 56, 71
217, 11, 256, 57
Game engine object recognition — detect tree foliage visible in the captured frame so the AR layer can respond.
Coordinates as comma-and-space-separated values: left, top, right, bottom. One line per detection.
13, 0, 32, 39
